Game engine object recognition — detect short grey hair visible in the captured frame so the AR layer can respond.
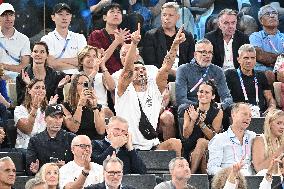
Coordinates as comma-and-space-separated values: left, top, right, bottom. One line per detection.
103, 156, 124, 171
0, 156, 13, 163
218, 8, 238, 19
195, 38, 212, 51
231, 102, 250, 115
161, 2, 179, 13
238, 44, 256, 56
71, 135, 91, 147
25, 177, 47, 189
168, 157, 188, 171
108, 116, 129, 127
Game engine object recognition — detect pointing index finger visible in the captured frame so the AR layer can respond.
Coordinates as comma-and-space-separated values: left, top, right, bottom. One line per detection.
177, 25, 184, 37
137, 22, 140, 35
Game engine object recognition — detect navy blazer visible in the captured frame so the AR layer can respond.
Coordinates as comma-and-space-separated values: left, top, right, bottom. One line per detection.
91, 139, 147, 174
205, 28, 250, 69
84, 182, 136, 189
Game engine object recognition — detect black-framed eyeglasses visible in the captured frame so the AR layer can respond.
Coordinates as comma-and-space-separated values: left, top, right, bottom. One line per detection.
73, 144, 91, 149
263, 11, 278, 17
105, 170, 123, 176
196, 50, 214, 55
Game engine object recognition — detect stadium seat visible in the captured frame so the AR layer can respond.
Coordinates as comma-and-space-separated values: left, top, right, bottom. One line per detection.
163, 174, 209, 189
122, 174, 156, 189
247, 117, 265, 134
0, 152, 25, 175
3, 119, 17, 148
14, 176, 34, 189
246, 176, 281, 189
137, 150, 176, 174
274, 82, 283, 108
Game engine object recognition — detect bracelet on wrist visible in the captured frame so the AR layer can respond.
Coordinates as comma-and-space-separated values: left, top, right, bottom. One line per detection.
82, 169, 89, 177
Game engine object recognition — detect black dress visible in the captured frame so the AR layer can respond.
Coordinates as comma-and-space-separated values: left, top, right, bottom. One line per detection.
63, 102, 104, 140
183, 103, 220, 158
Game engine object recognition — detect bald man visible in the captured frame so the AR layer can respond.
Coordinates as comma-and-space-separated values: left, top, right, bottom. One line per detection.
59, 135, 104, 189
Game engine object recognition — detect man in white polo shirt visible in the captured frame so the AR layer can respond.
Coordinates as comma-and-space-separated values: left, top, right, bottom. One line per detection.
41, 3, 87, 75
59, 135, 104, 189
0, 3, 30, 80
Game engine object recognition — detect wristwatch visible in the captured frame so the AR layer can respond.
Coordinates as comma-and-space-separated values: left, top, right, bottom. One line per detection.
82, 170, 89, 177
200, 123, 207, 129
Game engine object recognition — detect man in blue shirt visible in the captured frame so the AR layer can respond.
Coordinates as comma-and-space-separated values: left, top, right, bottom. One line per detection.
249, 5, 284, 71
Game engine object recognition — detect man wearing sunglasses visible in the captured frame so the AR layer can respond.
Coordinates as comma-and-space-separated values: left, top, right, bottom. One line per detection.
249, 5, 284, 72
59, 135, 104, 189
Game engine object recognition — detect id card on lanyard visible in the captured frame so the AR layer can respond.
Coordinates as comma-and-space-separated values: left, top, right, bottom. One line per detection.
230, 135, 251, 175
237, 69, 260, 117
190, 66, 209, 92
237, 68, 259, 104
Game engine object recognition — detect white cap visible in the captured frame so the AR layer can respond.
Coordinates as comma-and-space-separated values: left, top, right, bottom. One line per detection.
0, 3, 15, 16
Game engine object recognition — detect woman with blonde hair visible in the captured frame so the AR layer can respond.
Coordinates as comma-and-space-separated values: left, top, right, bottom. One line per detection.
14, 79, 48, 149
78, 45, 115, 119
36, 163, 59, 189
252, 109, 284, 175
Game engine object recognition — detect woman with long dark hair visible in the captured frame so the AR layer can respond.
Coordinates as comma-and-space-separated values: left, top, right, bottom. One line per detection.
183, 80, 223, 173
16, 41, 68, 105
14, 79, 48, 149
63, 73, 106, 140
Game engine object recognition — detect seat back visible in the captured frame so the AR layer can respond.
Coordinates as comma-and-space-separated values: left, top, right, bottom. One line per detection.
246, 176, 281, 189
0, 152, 25, 175
14, 176, 34, 189
247, 117, 265, 134
137, 150, 176, 174
122, 174, 156, 189
3, 119, 17, 148
273, 82, 282, 108
163, 174, 209, 189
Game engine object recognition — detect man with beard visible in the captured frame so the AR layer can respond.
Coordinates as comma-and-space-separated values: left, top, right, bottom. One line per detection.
175, 39, 233, 130
26, 104, 75, 175
154, 157, 195, 189
249, 5, 284, 72
114, 23, 183, 155
0, 157, 16, 189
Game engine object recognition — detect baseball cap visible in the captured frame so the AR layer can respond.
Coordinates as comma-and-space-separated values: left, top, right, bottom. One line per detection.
0, 3, 15, 16
52, 3, 72, 15
45, 104, 65, 117
258, 5, 278, 21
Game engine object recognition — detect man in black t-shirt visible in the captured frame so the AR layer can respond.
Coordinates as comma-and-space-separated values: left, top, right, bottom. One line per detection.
142, 2, 195, 76
225, 44, 276, 116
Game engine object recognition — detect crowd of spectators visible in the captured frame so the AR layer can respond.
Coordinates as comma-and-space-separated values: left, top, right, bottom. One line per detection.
0, 0, 284, 188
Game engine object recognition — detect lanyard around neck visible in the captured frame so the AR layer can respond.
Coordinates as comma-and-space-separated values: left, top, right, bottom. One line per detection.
237, 68, 259, 105
229, 134, 249, 162
190, 66, 209, 93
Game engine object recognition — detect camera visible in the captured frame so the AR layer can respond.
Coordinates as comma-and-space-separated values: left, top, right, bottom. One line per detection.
50, 157, 59, 163
83, 81, 89, 88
